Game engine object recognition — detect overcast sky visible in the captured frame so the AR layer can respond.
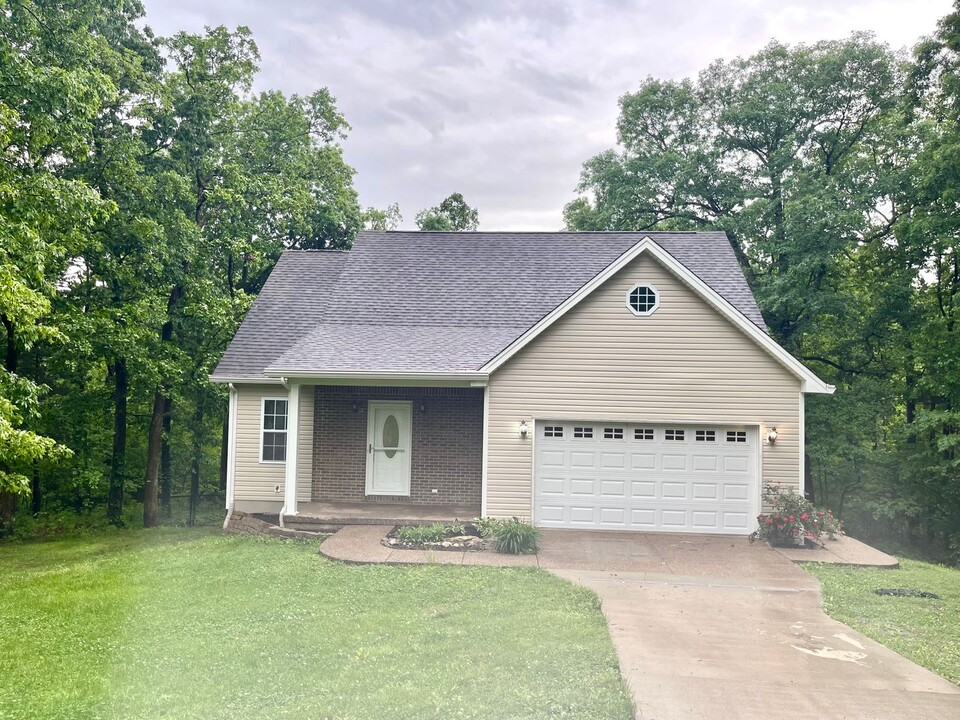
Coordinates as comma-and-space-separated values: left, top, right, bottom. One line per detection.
141, 0, 952, 230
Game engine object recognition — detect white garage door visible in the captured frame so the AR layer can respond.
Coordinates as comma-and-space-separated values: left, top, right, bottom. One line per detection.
534, 422, 759, 535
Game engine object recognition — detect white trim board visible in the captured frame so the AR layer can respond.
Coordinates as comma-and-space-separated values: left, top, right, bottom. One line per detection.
478, 237, 834, 395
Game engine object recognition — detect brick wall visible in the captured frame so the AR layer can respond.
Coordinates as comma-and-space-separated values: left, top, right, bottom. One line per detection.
313, 386, 483, 506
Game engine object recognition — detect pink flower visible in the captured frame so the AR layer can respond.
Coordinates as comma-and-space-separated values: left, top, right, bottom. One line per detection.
800, 513, 808, 520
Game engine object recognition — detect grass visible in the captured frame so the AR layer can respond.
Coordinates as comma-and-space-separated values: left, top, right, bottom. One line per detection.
0, 529, 632, 720
806, 558, 960, 684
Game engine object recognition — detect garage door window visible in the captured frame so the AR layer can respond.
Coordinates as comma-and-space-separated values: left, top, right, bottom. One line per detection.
695, 430, 716, 442
664, 429, 685, 441
634, 428, 654, 440
574, 426, 593, 439
543, 425, 564, 438
726, 430, 747, 443
603, 427, 624, 440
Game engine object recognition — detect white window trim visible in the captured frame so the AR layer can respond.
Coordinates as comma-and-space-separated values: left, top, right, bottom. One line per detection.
259, 396, 288, 465
625, 282, 660, 316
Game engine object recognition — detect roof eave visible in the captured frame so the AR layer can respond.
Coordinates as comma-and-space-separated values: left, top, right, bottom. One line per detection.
261, 369, 490, 387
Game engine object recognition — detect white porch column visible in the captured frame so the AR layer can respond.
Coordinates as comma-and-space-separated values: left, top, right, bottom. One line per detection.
283, 381, 300, 517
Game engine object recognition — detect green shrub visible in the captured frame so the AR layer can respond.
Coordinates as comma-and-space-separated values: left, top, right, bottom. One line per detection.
395, 523, 449, 544
750, 484, 842, 547
447, 519, 465, 536
472, 516, 504, 538
494, 517, 539, 555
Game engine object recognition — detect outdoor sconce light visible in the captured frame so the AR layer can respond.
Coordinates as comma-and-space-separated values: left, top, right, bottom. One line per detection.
352, 402, 358, 413
519, 420, 529, 438
420, 401, 426, 414
766, 427, 779, 445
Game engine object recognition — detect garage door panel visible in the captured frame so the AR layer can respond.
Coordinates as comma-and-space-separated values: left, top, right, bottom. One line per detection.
601, 452, 626, 469
570, 478, 597, 496
538, 477, 566, 496
571, 451, 597, 468
692, 455, 719, 472
540, 450, 566, 467
692, 482, 718, 499
661, 454, 687, 471
631, 481, 656, 498
535, 421, 758, 535
631, 453, 657, 470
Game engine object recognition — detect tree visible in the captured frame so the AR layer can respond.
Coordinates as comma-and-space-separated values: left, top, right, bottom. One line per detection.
364, 202, 403, 231
415, 193, 479, 231
0, 0, 153, 519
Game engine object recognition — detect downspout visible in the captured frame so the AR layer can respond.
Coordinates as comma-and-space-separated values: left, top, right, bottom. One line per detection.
222, 383, 239, 531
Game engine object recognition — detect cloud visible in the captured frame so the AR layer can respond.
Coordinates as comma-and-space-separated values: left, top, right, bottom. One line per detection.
141, 0, 950, 230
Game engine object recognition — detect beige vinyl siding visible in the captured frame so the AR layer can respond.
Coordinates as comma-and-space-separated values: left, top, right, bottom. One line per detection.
486, 252, 801, 518
234, 384, 313, 503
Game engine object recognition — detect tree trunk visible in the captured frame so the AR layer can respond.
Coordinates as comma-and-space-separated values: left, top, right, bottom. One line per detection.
219, 400, 229, 494
107, 358, 128, 525
188, 402, 205, 526
160, 397, 173, 519
31, 462, 41, 514
143, 392, 165, 528
144, 287, 181, 528
0, 314, 18, 529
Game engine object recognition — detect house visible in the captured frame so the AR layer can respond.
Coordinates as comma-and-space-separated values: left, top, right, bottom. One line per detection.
211, 231, 833, 535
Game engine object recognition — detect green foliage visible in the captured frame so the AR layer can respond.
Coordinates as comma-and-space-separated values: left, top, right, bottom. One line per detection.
808, 559, 960, 684
472, 516, 505, 538
751, 484, 842, 547
363, 202, 403, 230
566, 20, 960, 565
394, 522, 450, 544
415, 192, 479, 231
0, 531, 634, 719
494, 517, 540, 555
0, 1, 362, 526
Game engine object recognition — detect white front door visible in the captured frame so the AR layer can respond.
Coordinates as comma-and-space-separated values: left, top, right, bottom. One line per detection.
365, 401, 412, 496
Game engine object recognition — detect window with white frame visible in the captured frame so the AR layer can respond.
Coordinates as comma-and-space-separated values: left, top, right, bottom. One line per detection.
664, 429, 685, 441
574, 426, 593, 439
261, 398, 288, 462
695, 429, 716, 442
603, 427, 624, 440
543, 425, 564, 438
626, 284, 659, 316
634, 428, 654, 440
726, 430, 747, 443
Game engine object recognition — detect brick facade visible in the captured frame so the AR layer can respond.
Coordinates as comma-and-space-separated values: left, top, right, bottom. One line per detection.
313, 386, 483, 506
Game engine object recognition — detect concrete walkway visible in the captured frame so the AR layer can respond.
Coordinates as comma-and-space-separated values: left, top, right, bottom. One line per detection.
319, 527, 959, 719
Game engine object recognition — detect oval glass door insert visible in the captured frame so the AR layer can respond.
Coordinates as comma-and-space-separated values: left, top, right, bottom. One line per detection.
382, 414, 399, 458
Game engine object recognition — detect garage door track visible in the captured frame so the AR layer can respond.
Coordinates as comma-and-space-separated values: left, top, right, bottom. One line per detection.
542, 531, 960, 720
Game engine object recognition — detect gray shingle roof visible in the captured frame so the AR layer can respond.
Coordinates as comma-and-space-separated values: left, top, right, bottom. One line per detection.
211, 231, 766, 380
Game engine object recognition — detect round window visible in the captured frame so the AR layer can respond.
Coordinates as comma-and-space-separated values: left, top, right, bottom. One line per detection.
626, 284, 659, 315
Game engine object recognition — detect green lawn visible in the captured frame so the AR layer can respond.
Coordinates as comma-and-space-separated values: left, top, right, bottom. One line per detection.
0, 530, 632, 720
806, 558, 960, 684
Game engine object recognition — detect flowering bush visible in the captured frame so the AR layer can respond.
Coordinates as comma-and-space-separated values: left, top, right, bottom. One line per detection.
749, 484, 843, 547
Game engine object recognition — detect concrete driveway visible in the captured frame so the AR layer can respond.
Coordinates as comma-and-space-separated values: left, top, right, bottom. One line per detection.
540, 530, 960, 720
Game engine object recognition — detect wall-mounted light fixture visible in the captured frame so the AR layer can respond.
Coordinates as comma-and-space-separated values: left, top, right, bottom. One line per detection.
420, 401, 426, 414
352, 401, 358, 413
519, 420, 529, 438
766, 427, 779, 445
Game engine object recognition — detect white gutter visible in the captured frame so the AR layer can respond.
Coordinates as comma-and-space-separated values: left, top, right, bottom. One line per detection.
262, 369, 489, 384
222, 383, 239, 530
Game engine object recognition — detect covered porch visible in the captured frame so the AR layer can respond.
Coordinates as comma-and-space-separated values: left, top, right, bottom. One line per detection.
274, 383, 485, 520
